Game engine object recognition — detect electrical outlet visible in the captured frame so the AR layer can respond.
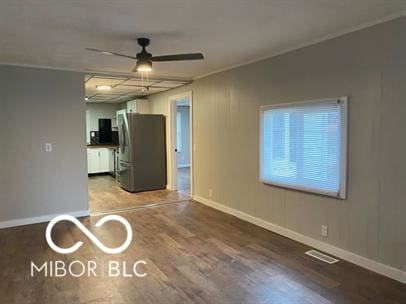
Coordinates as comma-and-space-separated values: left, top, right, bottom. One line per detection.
45, 143, 52, 152
321, 225, 328, 238
208, 189, 212, 197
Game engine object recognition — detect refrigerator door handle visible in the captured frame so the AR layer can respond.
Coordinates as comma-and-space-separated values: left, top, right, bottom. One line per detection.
120, 123, 126, 153
120, 160, 132, 166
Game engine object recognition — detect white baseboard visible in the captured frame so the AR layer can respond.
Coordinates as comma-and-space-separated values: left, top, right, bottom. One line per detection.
193, 195, 406, 284
0, 210, 90, 229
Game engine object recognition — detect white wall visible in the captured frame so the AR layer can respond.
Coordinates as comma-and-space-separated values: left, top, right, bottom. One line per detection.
0, 65, 89, 224
149, 17, 406, 277
126, 99, 151, 114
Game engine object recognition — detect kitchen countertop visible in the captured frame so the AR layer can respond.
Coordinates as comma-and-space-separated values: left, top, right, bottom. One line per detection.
87, 144, 119, 148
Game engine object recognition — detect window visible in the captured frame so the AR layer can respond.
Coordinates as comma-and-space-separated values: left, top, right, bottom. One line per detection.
260, 97, 347, 199
177, 112, 182, 152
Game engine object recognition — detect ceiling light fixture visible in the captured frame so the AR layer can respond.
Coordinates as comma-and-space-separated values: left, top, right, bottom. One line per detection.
85, 37, 204, 74
134, 59, 152, 72
96, 85, 112, 91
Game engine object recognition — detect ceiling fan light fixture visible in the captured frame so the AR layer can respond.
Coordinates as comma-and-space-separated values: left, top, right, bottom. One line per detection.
86, 37, 204, 74
136, 59, 152, 72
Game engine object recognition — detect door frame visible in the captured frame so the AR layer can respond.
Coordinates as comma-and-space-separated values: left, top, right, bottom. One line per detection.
168, 91, 193, 196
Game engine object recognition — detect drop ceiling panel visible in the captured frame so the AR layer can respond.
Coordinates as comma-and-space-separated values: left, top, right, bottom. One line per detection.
145, 87, 169, 93
86, 77, 126, 88
88, 99, 107, 103
86, 89, 99, 96
156, 80, 188, 88
105, 86, 135, 94
90, 95, 117, 100
122, 79, 159, 86
85, 74, 191, 103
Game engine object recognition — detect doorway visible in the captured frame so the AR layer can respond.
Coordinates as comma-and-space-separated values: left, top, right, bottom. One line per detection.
85, 93, 190, 214
169, 92, 193, 197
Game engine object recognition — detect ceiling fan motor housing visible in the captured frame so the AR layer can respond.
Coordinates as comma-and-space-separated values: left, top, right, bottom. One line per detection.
137, 38, 150, 47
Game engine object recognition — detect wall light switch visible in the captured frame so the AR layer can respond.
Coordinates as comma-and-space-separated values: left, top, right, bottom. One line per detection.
208, 189, 213, 197
45, 143, 53, 152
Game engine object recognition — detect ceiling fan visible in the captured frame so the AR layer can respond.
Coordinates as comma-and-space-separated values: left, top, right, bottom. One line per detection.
86, 38, 204, 72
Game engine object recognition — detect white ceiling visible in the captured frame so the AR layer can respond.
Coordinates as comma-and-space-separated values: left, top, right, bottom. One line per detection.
1, 1, 406, 79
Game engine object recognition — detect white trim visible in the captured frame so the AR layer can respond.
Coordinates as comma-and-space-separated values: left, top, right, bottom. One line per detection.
189, 94, 194, 197
193, 195, 406, 284
0, 210, 90, 229
168, 95, 178, 190
259, 96, 346, 110
167, 91, 194, 196
194, 11, 406, 80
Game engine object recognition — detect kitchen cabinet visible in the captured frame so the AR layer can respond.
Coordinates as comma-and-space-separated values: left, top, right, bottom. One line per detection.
109, 148, 116, 174
87, 148, 110, 174
125, 99, 151, 114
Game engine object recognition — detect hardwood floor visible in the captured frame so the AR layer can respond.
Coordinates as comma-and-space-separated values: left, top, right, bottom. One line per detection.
88, 174, 190, 213
0, 200, 405, 303
177, 167, 190, 195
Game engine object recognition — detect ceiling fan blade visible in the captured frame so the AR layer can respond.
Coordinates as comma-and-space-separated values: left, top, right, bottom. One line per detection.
85, 48, 137, 60
151, 53, 204, 62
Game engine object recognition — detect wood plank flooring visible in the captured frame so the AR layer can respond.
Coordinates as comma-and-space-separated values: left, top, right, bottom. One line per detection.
88, 174, 190, 213
0, 200, 405, 303
178, 167, 191, 195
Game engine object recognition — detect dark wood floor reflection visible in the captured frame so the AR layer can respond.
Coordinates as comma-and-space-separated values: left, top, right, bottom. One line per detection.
0, 201, 405, 303
88, 174, 190, 213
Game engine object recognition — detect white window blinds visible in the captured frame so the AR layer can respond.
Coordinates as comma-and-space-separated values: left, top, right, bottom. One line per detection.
260, 97, 347, 198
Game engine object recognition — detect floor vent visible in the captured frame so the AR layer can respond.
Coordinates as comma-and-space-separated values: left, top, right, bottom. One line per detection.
305, 250, 339, 264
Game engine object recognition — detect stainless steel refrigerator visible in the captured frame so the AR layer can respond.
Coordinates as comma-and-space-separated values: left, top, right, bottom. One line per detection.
117, 113, 167, 192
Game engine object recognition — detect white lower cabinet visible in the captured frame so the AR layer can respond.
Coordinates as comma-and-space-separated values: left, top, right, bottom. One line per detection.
87, 148, 111, 174
109, 148, 115, 173
87, 149, 98, 173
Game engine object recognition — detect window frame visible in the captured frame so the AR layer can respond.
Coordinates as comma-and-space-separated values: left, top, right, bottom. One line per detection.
259, 97, 348, 199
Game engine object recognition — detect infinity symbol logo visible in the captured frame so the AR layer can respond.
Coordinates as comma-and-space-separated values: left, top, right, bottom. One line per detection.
46, 215, 133, 254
